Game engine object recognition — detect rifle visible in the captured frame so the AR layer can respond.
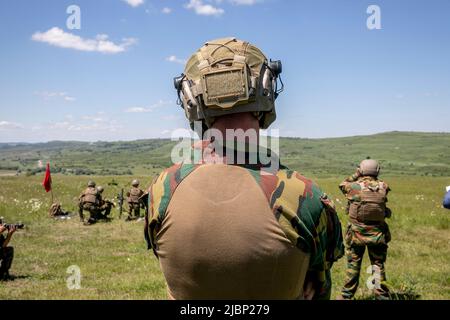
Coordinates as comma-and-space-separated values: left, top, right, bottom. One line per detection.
0, 218, 25, 231
117, 188, 124, 219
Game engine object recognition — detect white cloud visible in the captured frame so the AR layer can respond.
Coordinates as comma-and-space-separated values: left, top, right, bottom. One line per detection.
122, 0, 145, 7
125, 100, 173, 113
64, 96, 76, 102
185, 0, 224, 16
165, 55, 187, 65
125, 107, 151, 113
82, 115, 105, 122
229, 0, 260, 5
47, 115, 122, 133
0, 121, 23, 130
162, 7, 172, 14
34, 91, 76, 102
31, 27, 137, 54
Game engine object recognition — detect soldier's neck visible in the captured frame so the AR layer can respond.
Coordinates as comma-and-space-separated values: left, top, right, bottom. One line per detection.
210, 112, 260, 145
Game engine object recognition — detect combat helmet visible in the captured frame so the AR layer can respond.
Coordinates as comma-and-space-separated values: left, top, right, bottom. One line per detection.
87, 181, 96, 188
97, 186, 104, 193
131, 179, 140, 187
359, 159, 380, 177
173, 37, 283, 130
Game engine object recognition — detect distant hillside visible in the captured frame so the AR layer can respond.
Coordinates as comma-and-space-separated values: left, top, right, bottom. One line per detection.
0, 132, 449, 177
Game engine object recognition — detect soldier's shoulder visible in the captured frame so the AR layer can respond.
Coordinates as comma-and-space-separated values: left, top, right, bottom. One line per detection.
275, 169, 324, 202
377, 179, 390, 189
150, 163, 202, 195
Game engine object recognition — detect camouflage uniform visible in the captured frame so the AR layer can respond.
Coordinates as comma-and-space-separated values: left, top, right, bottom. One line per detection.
146, 142, 344, 299
339, 172, 392, 299
78, 187, 100, 224
98, 196, 113, 219
127, 187, 144, 220
145, 37, 344, 299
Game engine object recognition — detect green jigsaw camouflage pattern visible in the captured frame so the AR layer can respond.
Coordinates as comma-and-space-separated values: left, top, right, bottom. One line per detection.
146, 150, 344, 299
342, 242, 388, 299
339, 175, 391, 245
339, 173, 391, 299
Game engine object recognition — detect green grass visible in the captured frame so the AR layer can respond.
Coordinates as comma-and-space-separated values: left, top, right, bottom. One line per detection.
0, 174, 448, 300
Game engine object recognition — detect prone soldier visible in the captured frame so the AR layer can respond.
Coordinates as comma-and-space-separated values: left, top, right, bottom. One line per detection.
126, 179, 144, 221
338, 159, 392, 300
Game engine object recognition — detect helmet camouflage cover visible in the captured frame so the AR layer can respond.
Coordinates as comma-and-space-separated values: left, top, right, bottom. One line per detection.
132, 179, 140, 187
175, 37, 282, 129
97, 186, 104, 193
87, 181, 96, 187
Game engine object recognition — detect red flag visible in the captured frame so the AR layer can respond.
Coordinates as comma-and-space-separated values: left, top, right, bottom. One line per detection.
42, 163, 52, 193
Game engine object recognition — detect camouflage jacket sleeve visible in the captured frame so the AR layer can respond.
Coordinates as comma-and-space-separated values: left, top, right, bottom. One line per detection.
339, 171, 360, 195
145, 165, 345, 299
146, 164, 201, 255
267, 170, 344, 299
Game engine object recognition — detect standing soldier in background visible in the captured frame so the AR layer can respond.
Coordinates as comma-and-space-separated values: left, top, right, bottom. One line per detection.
338, 159, 392, 300
78, 181, 100, 225
126, 180, 144, 221
97, 186, 114, 220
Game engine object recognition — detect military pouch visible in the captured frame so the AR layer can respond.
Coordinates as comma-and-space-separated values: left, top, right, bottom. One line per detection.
84, 191, 98, 205
130, 188, 141, 204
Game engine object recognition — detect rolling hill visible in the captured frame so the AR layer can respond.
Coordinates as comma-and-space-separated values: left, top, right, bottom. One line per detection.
0, 131, 449, 177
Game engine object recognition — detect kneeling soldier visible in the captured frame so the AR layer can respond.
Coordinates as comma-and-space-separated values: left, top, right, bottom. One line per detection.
78, 181, 100, 225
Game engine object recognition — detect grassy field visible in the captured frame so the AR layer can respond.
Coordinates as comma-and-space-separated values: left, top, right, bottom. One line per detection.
0, 174, 448, 300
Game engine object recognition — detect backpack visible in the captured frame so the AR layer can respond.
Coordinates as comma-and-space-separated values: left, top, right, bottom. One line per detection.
349, 180, 387, 223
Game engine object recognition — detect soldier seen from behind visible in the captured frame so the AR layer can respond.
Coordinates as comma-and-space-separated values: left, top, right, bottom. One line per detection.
126, 179, 144, 221
145, 38, 344, 299
337, 159, 392, 300
78, 180, 100, 225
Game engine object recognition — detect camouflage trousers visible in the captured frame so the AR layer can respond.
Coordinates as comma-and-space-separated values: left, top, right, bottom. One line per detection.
98, 203, 112, 218
341, 223, 390, 299
79, 203, 100, 223
0, 246, 14, 277
127, 203, 141, 219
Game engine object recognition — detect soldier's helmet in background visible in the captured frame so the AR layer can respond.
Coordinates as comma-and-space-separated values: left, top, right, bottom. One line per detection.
132, 179, 140, 187
97, 186, 104, 193
87, 181, 96, 187
359, 159, 380, 177
173, 37, 283, 130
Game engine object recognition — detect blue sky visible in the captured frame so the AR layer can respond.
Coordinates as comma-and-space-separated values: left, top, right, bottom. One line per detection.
0, 0, 449, 142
